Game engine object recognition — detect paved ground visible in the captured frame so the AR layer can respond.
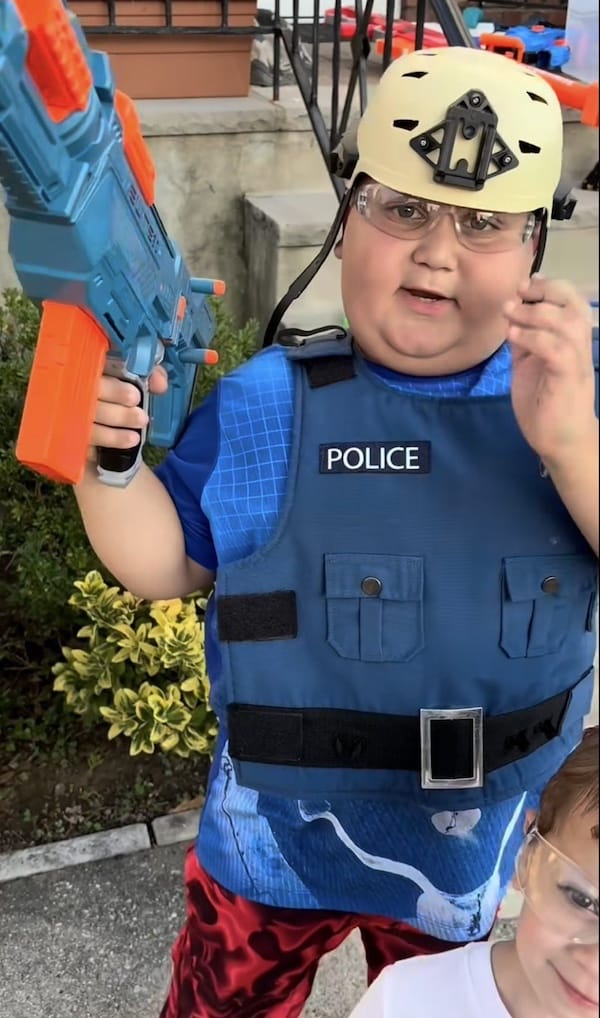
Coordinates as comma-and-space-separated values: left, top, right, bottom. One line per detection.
0, 841, 369, 1018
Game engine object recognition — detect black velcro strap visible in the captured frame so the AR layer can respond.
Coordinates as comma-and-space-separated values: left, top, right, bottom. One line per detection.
217, 591, 297, 642
304, 356, 356, 388
227, 685, 573, 773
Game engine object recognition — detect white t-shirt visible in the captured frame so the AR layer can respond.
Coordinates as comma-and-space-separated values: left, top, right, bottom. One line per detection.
349, 942, 511, 1018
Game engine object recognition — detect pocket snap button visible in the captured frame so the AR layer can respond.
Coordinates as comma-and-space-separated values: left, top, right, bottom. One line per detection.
541, 576, 560, 595
361, 576, 382, 596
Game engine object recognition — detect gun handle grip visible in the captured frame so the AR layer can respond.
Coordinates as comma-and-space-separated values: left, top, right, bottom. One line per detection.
16, 302, 108, 485
96, 372, 148, 488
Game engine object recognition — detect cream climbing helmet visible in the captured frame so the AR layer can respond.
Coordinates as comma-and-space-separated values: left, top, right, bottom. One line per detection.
262, 46, 566, 346
352, 46, 563, 215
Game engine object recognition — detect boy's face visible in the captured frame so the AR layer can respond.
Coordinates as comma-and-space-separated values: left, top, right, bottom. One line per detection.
515, 809, 599, 1017
337, 179, 538, 376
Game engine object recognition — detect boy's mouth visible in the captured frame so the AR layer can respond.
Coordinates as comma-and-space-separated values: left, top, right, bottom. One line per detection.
403, 287, 454, 304
554, 968, 598, 1010
399, 287, 457, 315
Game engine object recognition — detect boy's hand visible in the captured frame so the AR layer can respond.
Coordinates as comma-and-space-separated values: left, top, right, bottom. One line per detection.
504, 276, 597, 467
88, 365, 169, 460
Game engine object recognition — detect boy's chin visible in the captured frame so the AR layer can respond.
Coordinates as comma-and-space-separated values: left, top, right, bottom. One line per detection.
380, 332, 462, 364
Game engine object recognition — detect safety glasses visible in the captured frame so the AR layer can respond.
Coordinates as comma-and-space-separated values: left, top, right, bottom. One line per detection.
355, 182, 539, 254
515, 827, 599, 945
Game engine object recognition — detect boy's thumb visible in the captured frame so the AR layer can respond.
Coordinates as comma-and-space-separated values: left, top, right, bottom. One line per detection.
149, 364, 169, 393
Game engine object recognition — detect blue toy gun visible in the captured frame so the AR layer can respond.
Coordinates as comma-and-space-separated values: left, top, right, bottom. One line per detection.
0, 0, 223, 487
505, 25, 570, 72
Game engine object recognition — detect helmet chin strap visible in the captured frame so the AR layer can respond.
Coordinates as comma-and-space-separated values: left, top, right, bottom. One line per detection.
262, 188, 353, 348
531, 210, 548, 276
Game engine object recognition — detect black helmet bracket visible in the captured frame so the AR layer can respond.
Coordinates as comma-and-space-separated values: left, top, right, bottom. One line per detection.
410, 89, 519, 191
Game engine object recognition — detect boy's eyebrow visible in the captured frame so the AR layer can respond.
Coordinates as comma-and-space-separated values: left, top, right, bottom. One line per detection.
591, 824, 599, 840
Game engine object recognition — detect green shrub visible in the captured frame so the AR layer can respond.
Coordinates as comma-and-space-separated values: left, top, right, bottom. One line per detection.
0, 287, 258, 736
53, 571, 217, 758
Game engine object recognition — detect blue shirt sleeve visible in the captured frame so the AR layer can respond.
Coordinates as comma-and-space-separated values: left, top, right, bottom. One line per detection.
154, 386, 220, 571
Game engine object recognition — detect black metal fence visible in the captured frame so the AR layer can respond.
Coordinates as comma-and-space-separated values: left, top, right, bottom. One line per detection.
82, 0, 476, 199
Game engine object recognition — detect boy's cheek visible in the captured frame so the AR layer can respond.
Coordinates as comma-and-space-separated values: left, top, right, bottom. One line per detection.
516, 906, 569, 977
516, 907, 551, 969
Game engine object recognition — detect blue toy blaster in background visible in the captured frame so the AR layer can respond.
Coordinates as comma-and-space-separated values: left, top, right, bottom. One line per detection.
504, 25, 571, 72
0, 0, 223, 487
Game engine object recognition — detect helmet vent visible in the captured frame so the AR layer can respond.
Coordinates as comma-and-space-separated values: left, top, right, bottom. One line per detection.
393, 118, 420, 131
519, 140, 541, 154
402, 71, 428, 79
527, 91, 549, 105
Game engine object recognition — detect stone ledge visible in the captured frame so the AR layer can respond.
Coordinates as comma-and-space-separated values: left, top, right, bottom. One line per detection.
244, 189, 338, 246
137, 87, 317, 138
0, 824, 151, 884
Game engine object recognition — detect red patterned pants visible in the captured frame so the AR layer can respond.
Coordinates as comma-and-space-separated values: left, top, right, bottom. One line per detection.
160, 848, 470, 1018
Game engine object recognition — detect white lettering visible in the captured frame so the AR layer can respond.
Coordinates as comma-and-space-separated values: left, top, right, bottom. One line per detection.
386, 446, 406, 470
365, 446, 383, 470
342, 447, 364, 470
322, 442, 428, 472
327, 448, 343, 471
405, 446, 421, 470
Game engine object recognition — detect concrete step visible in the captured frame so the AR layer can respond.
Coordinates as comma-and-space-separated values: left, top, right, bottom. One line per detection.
243, 189, 343, 335
244, 187, 599, 340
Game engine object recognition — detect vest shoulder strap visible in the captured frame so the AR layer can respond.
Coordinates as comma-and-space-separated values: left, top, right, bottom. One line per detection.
279, 326, 356, 388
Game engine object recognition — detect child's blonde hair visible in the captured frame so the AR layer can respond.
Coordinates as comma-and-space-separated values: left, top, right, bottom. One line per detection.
537, 725, 599, 840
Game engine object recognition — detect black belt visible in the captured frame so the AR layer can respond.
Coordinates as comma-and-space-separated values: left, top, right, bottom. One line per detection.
228, 683, 576, 790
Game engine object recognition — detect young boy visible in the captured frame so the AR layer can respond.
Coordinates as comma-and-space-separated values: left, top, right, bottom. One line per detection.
348, 725, 599, 1018
74, 47, 599, 1017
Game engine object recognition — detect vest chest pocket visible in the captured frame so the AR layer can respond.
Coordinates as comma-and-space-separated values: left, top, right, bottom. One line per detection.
501, 554, 598, 659
324, 554, 425, 663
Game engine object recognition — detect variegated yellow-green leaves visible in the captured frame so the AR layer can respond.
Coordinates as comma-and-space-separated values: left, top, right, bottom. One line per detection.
52, 571, 217, 758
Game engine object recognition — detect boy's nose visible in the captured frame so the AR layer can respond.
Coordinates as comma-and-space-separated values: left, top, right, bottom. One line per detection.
410, 213, 460, 271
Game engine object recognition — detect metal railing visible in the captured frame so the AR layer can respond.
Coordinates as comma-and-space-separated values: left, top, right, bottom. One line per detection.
82, 0, 476, 199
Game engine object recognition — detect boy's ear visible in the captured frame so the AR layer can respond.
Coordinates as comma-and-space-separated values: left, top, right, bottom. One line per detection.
524, 808, 537, 834
334, 238, 343, 260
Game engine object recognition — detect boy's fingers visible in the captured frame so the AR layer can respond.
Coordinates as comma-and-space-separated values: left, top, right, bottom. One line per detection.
99, 375, 142, 407
504, 301, 566, 333
90, 423, 141, 449
518, 276, 586, 313
94, 401, 148, 429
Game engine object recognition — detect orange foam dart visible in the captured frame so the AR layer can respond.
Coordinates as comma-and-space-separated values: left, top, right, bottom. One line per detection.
534, 70, 599, 128
16, 303, 109, 485
114, 90, 156, 206
13, 0, 93, 123
176, 295, 187, 321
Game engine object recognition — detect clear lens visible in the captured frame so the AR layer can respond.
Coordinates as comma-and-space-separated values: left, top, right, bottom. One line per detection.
356, 184, 536, 253
516, 829, 599, 945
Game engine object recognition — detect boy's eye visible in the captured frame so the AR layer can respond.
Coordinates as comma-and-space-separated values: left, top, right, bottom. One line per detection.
386, 202, 427, 222
463, 213, 501, 233
559, 884, 600, 917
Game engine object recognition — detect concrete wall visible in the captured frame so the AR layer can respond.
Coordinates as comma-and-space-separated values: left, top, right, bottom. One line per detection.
0, 89, 332, 325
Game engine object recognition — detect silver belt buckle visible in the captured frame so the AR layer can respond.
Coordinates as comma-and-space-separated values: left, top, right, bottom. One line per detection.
420, 707, 484, 790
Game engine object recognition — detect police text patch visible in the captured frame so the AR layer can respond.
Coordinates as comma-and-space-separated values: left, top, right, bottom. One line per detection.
319, 442, 431, 474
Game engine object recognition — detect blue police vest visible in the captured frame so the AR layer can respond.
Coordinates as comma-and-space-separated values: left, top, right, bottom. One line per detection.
214, 333, 598, 810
